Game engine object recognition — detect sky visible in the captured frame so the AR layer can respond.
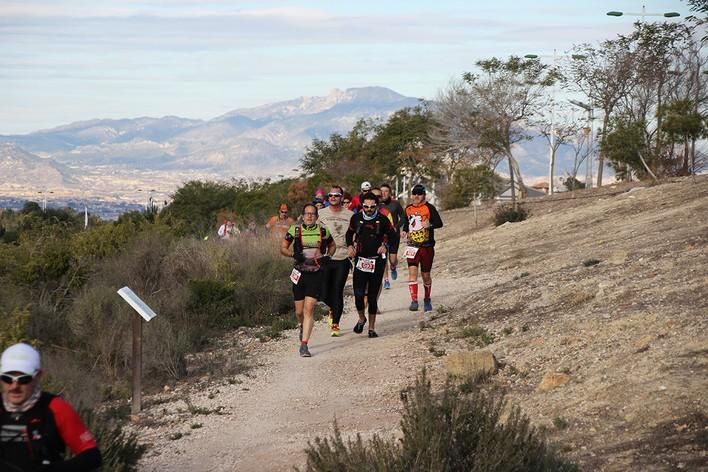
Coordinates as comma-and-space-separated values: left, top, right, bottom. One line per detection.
0, 0, 694, 135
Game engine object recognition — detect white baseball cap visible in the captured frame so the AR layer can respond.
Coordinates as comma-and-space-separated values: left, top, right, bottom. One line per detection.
360, 181, 372, 191
1, 343, 41, 374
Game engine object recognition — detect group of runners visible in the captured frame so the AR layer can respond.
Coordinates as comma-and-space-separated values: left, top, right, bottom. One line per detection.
280, 181, 443, 357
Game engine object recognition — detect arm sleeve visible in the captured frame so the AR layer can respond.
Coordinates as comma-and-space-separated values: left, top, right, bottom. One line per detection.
395, 203, 406, 229
48, 397, 102, 471
428, 204, 443, 229
345, 216, 356, 246
402, 207, 410, 232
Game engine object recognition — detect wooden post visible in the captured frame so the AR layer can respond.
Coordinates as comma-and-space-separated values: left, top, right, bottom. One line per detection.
131, 314, 142, 414
117, 286, 157, 416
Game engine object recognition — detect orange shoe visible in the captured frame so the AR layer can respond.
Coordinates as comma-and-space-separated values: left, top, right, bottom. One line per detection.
330, 323, 341, 337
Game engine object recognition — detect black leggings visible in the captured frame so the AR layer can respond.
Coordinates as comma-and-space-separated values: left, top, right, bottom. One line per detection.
353, 257, 386, 316
321, 258, 351, 324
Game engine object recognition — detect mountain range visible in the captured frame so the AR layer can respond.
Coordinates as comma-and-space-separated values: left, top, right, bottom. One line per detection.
0, 86, 584, 202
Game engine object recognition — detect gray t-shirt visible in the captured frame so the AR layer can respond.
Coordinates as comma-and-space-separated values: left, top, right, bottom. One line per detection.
318, 206, 354, 261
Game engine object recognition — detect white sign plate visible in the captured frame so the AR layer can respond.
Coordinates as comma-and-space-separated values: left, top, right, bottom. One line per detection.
117, 286, 157, 322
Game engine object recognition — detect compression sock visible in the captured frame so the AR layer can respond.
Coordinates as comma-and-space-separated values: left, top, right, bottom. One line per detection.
424, 283, 432, 299
408, 282, 418, 301
301, 340, 308, 346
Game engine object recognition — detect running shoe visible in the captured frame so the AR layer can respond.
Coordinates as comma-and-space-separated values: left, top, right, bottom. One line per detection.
353, 318, 366, 334
409, 300, 419, 311
383, 279, 391, 290
368, 330, 379, 338
330, 324, 341, 337
424, 298, 433, 312
298, 324, 303, 341
390, 267, 397, 280
299, 344, 311, 357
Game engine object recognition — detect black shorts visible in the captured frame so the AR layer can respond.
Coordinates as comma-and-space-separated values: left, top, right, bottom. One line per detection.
292, 270, 323, 301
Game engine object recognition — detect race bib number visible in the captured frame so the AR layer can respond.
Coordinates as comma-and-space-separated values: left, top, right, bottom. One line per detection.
290, 268, 302, 285
404, 246, 419, 259
355, 257, 376, 273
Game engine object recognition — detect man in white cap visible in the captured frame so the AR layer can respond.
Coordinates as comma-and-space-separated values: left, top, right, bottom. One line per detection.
0, 343, 102, 471
347, 181, 372, 212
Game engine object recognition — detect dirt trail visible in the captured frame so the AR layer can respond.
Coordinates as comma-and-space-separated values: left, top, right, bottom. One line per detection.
137, 273, 479, 471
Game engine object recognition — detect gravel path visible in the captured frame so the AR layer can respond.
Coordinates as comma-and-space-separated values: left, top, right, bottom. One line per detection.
136, 272, 475, 471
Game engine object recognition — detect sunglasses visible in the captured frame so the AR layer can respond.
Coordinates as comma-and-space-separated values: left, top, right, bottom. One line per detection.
0, 373, 36, 385
280, 210, 288, 213
328, 193, 341, 198
361, 204, 377, 209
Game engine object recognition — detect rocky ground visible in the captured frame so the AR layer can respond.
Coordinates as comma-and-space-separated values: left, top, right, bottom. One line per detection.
129, 175, 708, 471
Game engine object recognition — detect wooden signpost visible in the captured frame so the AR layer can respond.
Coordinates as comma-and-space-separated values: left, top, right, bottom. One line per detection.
117, 286, 157, 415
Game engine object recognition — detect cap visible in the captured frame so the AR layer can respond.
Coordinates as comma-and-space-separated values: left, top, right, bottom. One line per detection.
412, 184, 426, 195
360, 181, 372, 191
279, 203, 288, 211
1, 343, 41, 375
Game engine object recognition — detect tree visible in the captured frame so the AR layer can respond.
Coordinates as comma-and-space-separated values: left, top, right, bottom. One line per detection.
429, 80, 498, 183
533, 104, 584, 194
602, 117, 651, 180
439, 165, 502, 210
569, 37, 638, 186
162, 180, 238, 237
566, 126, 595, 189
371, 106, 438, 190
461, 56, 554, 206
659, 99, 706, 174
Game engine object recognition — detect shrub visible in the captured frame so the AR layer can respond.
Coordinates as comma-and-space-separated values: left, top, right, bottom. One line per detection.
493, 203, 528, 226
300, 369, 576, 472
0, 306, 33, 350
81, 407, 146, 472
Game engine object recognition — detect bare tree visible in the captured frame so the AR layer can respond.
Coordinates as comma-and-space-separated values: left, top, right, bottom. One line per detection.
532, 103, 584, 193
462, 57, 552, 206
569, 38, 638, 187
429, 79, 501, 183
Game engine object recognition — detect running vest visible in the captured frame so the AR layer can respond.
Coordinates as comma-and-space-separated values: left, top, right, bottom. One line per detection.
0, 392, 64, 471
290, 224, 329, 272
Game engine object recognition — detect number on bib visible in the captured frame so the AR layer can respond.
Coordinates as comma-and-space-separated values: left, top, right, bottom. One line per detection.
404, 246, 419, 259
355, 257, 376, 273
290, 268, 302, 285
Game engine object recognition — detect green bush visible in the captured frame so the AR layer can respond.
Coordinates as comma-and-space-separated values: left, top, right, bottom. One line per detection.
81, 407, 146, 472
301, 370, 576, 472
493, 204, 528, 226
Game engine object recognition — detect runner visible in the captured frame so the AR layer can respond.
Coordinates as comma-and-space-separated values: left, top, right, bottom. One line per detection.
266, 203, 295, 239
371, 186, 395, 290
347, 181, 371, 212
217, 218, 238, 239
0, 343, 103, 471
317, 185, 354, 337
380, 183, 406, 284
346, 192, 397, 337
281, 203, 335, 357
401, 184, 443, 312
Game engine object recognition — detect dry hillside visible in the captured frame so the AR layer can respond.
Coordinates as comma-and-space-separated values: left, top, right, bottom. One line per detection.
133, 175, 707, 471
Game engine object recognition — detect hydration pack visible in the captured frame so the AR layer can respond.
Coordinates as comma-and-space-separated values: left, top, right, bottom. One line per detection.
0, 392, 64, 470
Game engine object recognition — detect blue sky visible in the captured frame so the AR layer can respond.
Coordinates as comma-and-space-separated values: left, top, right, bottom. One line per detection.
1, 0, 692, 134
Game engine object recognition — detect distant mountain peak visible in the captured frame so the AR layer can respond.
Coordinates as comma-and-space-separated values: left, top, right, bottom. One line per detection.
219, 86, 412, 121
